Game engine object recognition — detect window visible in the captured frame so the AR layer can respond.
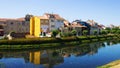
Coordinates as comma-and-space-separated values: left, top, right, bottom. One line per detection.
51, 20, 54, 22
45, 20, 48, 23
51, 25, 55, 27
41, 20, 43, 23
58, 20, 60, 22
4, 22, 6, 24
11, 22, 13, 25
22, 22, 25, 26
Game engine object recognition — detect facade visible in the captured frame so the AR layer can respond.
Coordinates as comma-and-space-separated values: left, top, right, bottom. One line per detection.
72, 20, 90, 35
0, 25, 4, 36
30, 16, 41, 37
44, 13, 65, 31
87, 20, 100, 35
30, 13, 65, 37
0, 17, 30, 35
71, 21, 87, 35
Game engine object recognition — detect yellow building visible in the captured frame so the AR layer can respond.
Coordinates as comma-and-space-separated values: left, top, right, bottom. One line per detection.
30, 16, 41, 37
30, 16, 49, 37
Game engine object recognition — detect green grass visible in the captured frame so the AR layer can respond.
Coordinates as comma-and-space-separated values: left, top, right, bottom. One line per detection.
0, 35, 119, 50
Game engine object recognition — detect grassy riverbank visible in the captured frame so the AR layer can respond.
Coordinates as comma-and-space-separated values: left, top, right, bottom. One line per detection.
0, 34, 119, 49
98, 60, 120, 68
0, 34, 120, 45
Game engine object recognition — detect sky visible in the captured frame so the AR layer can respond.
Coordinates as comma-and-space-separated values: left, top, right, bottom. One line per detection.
0, 0, 120, 26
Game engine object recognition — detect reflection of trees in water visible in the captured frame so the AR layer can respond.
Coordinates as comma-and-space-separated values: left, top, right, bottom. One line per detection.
106, 40, 120, 46
0, 40, 119, 68
57, 42, 106, 57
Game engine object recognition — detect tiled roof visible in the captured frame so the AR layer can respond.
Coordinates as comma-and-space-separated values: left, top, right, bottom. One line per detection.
71, 24, 86, 28
37, 16, 49, 19
44, 13, 65, 20
0, 17, 25, 22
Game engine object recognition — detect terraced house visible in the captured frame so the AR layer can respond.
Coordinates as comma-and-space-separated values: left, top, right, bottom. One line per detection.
30, 13, 65, 37
0, 17, 30, 36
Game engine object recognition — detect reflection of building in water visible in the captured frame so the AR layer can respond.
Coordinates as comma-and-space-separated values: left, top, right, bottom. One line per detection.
30, 51, 41, 64
88, 42, 105, 55
29, 50, 64, 68
0, 52, 30, 63
0, 62, 5, 68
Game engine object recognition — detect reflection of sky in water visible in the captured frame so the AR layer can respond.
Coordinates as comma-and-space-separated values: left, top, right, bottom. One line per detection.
0, 58, 44, 68
0, 42, 120, 68
54, 43, 120, 68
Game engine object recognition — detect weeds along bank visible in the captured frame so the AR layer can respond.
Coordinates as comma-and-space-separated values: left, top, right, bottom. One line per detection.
0, 34, 119, 45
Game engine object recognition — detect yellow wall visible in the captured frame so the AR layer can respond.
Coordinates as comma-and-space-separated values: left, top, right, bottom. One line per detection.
29, 51, 41, 64
30, 16, 41, 37
30, 17, 34, 35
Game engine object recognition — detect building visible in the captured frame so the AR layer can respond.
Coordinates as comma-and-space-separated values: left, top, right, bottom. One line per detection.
87, 20, 100, 35
72, 20, 90, 35
0, 16, 30, 35
44, 13, 65, 31
30, 16, 41, 37
30, 13, 65, 37
71, 21, 87, 35
0, 25, 4, 36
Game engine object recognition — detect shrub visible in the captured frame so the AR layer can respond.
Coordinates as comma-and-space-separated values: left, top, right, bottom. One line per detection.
82, 30, 88, 36
101, 30, 107, 35
93, 30, 97, 35
71, 30, 77, 36
52, 30, 59, 37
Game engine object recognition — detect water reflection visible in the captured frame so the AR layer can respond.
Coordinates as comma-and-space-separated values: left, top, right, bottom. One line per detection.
30, 50, 64, 68
0, 40, 119, 68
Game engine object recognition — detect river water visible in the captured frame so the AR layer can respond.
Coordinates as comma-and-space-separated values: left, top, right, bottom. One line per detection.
0, 40, 120, 68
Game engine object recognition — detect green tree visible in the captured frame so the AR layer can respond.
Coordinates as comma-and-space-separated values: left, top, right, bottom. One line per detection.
111, 30, 116, 34
93, 30, 97, 35
112, 27, 119, 30
101, 30, 107, 35
83, 30, 88, 36
116, 30, 120, 34
52, 30, 59, 37
71, 29, 77, 36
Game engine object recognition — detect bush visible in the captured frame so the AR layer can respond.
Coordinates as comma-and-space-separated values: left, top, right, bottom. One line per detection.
52, 30, 59, 37
71, 30, 77, 36
83, 30, 88, 36
93, 30, 97, 35
101, 30, 107, 35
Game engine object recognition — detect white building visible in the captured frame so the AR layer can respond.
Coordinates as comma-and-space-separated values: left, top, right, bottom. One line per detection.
44, 13, 65, 31
87, 20, 100, 35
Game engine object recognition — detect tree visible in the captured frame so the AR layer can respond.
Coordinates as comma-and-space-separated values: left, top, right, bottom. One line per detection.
83, 30, 88, 36
101, 30, 107, 35
93, 30, 97, 35
111, 30, 116, 34
52, 30, 59, 37
71, 29, 77, 36
116, 30, 120, 34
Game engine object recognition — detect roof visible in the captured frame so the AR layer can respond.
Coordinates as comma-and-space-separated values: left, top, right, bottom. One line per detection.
36, 16, 49, 19
44, 13, 65, 20
70, 23, 86, 28
0, 17, 25, 22
64, 20, 71, 27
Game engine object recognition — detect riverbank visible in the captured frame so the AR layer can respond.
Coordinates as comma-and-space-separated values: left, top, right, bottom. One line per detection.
98, 60, 120, 68
0, 34, 120, 45
0, 34, 119, 49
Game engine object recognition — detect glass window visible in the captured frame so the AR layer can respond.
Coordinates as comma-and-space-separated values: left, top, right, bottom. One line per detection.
51, 25, 55, 27
51, 20, 54, 22
11, 22, 13, 25
22, 22, 25, 26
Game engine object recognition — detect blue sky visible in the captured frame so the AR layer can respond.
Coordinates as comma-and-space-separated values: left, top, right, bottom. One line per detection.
0, 0, 120, 26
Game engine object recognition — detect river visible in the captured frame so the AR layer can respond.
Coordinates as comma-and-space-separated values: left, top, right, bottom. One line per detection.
0, 40, 120, 68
